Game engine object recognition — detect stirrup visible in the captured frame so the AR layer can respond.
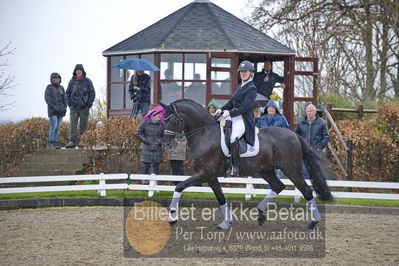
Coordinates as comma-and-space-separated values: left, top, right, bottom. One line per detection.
226, 167, 240, 177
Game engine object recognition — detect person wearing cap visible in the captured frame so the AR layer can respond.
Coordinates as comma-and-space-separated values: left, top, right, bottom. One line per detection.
44, 73, 67, 149
215, 60, 257, 177
135, 106, 165, 176
207, 99, 219, 116
65, 64, 96, 148
295, 103, 330, 179
128, 70, 151, 118
253, 60, 285, 99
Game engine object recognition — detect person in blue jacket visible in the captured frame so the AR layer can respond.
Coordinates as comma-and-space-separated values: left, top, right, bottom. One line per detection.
255, 99, 289, 180
256, 99, 289, 129
295, 103, 330, 179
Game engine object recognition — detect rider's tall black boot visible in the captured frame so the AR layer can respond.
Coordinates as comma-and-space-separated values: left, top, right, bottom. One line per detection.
227, 138, 240, 177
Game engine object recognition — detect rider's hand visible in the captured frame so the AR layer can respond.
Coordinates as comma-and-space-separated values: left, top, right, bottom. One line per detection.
222, 110, 230, 118
215, 109, 222, 116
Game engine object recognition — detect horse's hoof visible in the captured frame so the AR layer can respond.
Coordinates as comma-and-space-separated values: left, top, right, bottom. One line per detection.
258, 214, 266, 226
308, 221, 319, 229
217, 220, 232, 230
168, 210, 178, 224
257, 209, 266, 226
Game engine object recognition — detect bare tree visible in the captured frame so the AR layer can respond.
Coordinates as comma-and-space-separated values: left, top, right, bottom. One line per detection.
0, 42, 17, 110
246, 0, 399, 103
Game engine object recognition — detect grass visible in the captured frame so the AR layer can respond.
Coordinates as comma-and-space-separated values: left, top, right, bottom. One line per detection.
0, 190, 398, 208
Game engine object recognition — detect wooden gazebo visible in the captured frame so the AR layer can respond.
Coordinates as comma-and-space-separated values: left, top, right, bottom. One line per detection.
102, 0, 318, 126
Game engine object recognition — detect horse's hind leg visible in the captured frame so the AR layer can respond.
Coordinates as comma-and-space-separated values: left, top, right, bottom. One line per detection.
169, 170, 208, 223
256, 169, 285, 226
208, 178, 231, 230
283, 166, 322, 229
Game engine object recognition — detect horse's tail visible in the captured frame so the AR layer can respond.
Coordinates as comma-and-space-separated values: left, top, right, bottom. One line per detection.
297, 135, 334, 202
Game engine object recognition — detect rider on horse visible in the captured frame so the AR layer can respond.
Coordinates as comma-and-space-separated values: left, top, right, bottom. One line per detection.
215, 61, 257, 177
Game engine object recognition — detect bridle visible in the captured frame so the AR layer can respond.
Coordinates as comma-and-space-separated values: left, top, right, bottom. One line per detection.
164, 103, 220, 140
164, 103, 185, 140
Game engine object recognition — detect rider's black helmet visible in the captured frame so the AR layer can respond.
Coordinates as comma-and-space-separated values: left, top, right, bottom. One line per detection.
238, 61, 254, 72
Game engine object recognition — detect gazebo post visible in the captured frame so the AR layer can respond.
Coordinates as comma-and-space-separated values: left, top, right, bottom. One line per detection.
283, 56, 295, 127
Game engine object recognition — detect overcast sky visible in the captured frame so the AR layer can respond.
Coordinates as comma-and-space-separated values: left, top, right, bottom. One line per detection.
0, 0, 251, 122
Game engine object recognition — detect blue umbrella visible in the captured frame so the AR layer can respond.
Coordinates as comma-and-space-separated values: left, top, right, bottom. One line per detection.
113, 58, 160, 71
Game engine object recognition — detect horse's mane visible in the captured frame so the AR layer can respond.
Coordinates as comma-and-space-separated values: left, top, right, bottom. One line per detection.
172, 99, 214, 122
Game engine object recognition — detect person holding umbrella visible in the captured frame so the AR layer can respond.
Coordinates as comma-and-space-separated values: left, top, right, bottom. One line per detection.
113, 58, 160, 118
129, 70, 151, 118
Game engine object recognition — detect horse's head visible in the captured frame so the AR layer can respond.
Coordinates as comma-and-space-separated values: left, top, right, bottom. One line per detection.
161, 99, 216, 147
160, 102, 185, 148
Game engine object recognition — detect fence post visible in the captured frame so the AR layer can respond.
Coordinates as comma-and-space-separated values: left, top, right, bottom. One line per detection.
245, 176, 253, 201
294, 188, 301, 203
357, 105, 364, 120
346, 140, 353, 180
326, 103, 333, 128
326, 103, 333, 159
148, 173, 157, 197
99, 173, 106, 197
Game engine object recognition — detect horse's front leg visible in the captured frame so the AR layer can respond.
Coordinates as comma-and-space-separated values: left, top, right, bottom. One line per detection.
208, 177, 232, 230
169, 170, 207, 223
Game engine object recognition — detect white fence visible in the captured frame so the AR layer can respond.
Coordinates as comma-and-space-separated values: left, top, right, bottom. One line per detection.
0, 174, 398, 200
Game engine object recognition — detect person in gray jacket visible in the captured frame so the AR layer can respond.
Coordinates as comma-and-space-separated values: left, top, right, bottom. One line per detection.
65, 64, 95, 148
167, 136, 187, 176
44, 73, 67, 149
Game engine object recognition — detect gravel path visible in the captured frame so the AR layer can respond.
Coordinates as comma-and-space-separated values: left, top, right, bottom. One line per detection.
0, 207, 398, 265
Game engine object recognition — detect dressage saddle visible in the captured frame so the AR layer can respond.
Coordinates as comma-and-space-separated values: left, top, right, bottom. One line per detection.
223, 120, 248, 154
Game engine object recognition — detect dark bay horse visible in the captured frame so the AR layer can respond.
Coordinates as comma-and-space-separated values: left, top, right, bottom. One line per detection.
161, 99, 333, 230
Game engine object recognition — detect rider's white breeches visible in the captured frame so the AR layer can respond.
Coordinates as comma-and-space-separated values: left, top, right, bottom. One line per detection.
227, 115, 245, 143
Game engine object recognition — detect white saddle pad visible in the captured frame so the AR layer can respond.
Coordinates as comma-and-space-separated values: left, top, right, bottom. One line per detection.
220, 122, 260, 158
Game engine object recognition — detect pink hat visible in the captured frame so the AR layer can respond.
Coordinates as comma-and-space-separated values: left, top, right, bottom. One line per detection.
144, 105, 165, 123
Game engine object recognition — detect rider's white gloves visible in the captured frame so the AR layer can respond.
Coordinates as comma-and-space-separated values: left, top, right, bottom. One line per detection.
215, 109, 222, 116
222, 110, 230, 118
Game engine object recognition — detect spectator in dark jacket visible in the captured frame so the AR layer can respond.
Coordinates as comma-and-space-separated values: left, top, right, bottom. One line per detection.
295, 104, 330, 179
129, 71, 151, 118
44, 73, 67, 149
253, 60, 285, 99
65, 64, 95, 148
135, 106, 165, 176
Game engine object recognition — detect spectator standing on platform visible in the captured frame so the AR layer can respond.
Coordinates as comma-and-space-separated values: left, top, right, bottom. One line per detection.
128, 70, 151, 118
65, 64, 95, 148
44, 72, 67, 149
253, 60, 285, 99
